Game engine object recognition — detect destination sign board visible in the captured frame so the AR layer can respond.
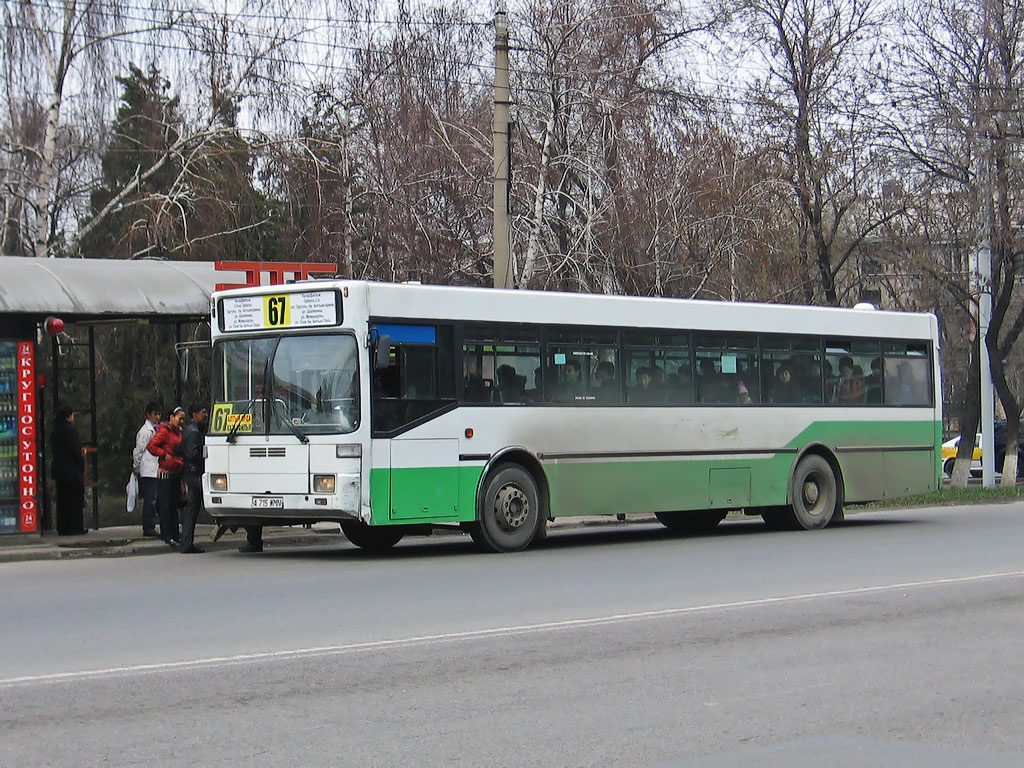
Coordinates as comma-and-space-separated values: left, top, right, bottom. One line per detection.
220, 290, 340, 332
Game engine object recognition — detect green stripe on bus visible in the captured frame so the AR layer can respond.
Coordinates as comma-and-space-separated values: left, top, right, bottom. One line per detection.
368, 420, 940, 525
370, 466, 484, 525
783, 419, 937, 450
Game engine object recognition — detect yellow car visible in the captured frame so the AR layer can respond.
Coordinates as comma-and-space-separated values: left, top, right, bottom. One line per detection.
941, 434, 982, 477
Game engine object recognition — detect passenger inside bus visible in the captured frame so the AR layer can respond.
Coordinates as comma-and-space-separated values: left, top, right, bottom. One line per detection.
735, 378, 754, 405
865, 358, 883, 403
835, 356, 864, 404
667, 365, 694, 403
697, 358, 721, 402
889, 360, 926, 404
495, 364, 526, 403
649, 365, 665, 391
462, 356, 490, 402
553, 359, 588, 402
629, 366, 661, 403
771, 362, 802, 403
591, 361, 617, 402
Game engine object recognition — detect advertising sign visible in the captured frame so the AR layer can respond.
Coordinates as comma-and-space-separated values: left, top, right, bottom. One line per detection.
0, 341, 36, 534
17, 342, 37, 532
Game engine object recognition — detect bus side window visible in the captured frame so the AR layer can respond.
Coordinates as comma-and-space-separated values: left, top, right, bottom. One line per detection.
370, 324, 455, 433
761, 335, 821, 404
695, 334, 757, 404
883, 342, 931, 406
462, 329, 540, 404
624, 331, 690, 405
825, 339, 878, 406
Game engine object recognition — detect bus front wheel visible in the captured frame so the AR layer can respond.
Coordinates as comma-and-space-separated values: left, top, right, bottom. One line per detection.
471, 465, 543, 553
788, 454, 838, 530
340, 521, 404, 552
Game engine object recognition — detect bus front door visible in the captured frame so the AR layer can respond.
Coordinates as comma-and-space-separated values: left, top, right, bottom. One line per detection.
388, 438, 460, 520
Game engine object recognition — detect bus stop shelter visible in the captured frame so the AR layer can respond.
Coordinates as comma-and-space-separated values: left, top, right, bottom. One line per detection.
0, 257, 332, 537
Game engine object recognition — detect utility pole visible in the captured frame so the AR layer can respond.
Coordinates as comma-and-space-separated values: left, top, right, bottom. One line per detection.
975, 236, 995, 487
977, 0, 995, 487
966, 138, 996, 487
492, 7, 513, 289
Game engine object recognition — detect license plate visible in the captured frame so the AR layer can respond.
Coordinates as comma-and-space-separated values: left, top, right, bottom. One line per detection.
252, 496, 284, 509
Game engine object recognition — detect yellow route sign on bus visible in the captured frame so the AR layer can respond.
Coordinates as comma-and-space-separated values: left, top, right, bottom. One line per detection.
211, 403, 253, 434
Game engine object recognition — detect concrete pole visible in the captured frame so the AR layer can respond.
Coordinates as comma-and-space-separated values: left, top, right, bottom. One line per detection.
492, 8, 513, 289
977, 0, 995, 488
979, 243, 996, 487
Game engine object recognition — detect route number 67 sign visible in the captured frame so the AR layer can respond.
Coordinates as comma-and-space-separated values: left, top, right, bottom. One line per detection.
219, 290, 340, 332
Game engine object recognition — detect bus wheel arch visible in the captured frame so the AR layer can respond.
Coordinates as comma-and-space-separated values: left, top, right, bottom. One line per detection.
471, 450, 549, 553
786, 445, 845, 529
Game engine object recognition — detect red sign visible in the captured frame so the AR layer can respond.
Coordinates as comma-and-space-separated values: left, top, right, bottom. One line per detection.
214, 261, 336, 291
17, 342, 37, 532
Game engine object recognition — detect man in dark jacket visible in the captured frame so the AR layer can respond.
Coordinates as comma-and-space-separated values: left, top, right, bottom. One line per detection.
178, 403, 208, 554
51, 405, 87, 535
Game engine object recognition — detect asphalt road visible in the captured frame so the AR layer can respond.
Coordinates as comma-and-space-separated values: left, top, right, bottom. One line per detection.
2, 503, 1024, 766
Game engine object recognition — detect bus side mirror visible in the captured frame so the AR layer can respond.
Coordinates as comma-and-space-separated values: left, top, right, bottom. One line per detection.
374, 335, 391, 370
178, 348, 189, 384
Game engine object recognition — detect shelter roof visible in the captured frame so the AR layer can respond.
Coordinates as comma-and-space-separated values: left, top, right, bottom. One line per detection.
0, 257, 221, 321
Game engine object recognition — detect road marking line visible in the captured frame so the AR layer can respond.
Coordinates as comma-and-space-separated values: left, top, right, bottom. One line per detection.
4, 569, 1024, 688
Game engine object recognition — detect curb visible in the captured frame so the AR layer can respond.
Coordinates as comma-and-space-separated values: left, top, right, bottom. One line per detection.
0, 515, 665, 564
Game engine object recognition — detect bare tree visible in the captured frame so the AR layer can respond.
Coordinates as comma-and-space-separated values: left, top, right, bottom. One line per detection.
889, 0, 1024, 485
326, 4, 492, 283
1, 0, 312, 259
738, 0, 901, 305
1, 0, 181, 257
513, 0, 729, 294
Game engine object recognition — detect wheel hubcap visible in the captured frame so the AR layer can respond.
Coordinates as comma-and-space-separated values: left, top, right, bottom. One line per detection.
802, 478, 821, 513
494, 484, 529, 532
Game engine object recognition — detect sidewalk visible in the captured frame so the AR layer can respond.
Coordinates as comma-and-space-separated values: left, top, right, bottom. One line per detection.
0, 523, 347, 564
0, 515, 659, 564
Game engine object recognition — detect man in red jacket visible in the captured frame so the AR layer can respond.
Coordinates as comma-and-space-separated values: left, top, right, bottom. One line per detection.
147, 406, 187, 548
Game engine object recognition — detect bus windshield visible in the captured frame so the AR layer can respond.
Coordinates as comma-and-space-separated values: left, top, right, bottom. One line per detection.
211, 333, 360, 436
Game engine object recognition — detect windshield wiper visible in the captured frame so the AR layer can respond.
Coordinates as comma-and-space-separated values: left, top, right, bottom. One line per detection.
272, 400, 309, 444
226, 395, 258, 444
227, 359, 270, 444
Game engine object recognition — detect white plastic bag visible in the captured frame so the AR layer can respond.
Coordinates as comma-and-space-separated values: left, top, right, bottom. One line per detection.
126, 473, 138, 513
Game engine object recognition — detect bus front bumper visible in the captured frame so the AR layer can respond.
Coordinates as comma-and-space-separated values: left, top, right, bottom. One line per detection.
205, 473, 361, 525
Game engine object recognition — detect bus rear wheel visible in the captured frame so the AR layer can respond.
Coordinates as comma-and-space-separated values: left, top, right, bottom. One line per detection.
340, 521, 404, 552
471, 465, 543, 553
655, 510, 726, 533
788, 454, 838, 530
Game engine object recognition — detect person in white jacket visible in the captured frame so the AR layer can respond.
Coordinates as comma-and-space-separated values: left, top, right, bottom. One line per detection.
132, 402, 162, 537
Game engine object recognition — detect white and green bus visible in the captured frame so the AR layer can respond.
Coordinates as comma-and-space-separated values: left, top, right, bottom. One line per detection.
204, 281, 941, 553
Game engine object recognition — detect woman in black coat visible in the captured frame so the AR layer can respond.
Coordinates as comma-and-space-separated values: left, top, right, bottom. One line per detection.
51, 405, 86, 535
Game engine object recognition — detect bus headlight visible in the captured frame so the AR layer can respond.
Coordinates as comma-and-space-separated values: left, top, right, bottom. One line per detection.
313, 474, 336, 494
210, 474, 228, 492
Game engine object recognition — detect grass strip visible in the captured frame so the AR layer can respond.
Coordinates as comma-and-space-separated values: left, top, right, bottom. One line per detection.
856, 485, 1024, 510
